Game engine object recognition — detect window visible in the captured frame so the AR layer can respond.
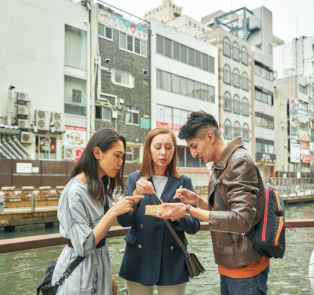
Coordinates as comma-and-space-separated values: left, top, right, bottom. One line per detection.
233, 95, 241, 114
173, 41, 180, 60
125, 107, 139, 125
98, 24, 112, 40
181, 45, 187, 63
125, 146, 140, 163
269, 44, 272, 55
233, 68, 240, 88
256, 139, 274, 154
299, 85, 307, 95
177, 146, 205, 168
224, 92, 232, 112
202, 53, 208, 71
254, 62, 273, 81
188, 48, 194, 66
223, 37, 231, 57
36, 136, 57, 160
119, 32, 147, 57
255, 88, 273, 105
112, 71, 134, 88
242, 123, 249, 142
242, 98, 249, 116
165, 38, 172, 58
255, 113, 274, 130
65, 25, 87, 69
223, 64, 231, 84
233, 121, 241, 138
300, 122, 308, 131
95, 106, 112, 121
209, 56, 215, 74
233, 42, 240, 61
195, 51, 202, 68
156, 69, 215, 103
64, 75, 87, 116
157, 34, 164, 54
241, 46, 248, 65
224, 119, 232, 139
242, 72, 249, 91
299, 101, 308, 114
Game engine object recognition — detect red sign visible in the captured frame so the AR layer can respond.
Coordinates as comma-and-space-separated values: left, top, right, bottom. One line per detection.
301, 154, 312, 163
156, 121, 172, 129
301, 135, 309, 141
173, 124, 182, 130
301, 141, 309, 150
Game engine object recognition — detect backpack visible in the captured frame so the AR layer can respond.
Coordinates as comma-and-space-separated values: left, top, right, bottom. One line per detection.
212, 170, 286, 259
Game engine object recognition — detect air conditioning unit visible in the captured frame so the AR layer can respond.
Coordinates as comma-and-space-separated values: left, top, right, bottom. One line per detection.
63, 146, 76, 161
16, 92, 29, 102
18, 119, 31, 129
17, 106, 30, 116
21, 132, 35, 144
35, 110, 49, 131
51, 112, 65, 132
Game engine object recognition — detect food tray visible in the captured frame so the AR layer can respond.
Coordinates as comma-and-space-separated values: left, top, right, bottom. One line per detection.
145, 205, 171, 215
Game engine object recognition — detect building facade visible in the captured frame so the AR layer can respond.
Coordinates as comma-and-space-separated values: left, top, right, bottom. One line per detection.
149, 18, 218, 183
93, 5, 151, 163
0, 0, 89, 161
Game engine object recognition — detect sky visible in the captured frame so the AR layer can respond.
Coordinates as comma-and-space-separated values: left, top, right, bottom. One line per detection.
97, 0, 314, 44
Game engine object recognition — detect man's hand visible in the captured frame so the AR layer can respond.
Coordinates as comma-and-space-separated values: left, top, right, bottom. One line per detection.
112, 275, 118, 295
174, 188, 200, 206
154, 203, 186, 221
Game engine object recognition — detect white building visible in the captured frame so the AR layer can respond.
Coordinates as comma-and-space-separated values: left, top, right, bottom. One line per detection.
150, 18, 218, 183
0, 0, 89, 161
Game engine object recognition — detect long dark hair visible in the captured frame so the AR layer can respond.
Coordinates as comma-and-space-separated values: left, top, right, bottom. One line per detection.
69, 128, 126, 201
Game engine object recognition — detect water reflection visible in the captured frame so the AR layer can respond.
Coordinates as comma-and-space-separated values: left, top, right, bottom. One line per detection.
1, 202, 314, 294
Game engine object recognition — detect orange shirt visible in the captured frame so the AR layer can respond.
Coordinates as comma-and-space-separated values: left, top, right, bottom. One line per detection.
218, 256, 270, 279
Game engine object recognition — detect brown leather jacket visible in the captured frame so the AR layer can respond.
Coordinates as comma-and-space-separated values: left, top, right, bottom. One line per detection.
208, 137, 265, 268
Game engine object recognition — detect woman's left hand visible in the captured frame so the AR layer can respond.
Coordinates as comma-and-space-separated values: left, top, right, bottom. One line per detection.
155, 203, 186, 221
112, 275, 118, 295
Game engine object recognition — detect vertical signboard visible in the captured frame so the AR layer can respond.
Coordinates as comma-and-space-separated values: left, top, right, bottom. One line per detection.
63, 126, 87, 161
289, 97, 300, 163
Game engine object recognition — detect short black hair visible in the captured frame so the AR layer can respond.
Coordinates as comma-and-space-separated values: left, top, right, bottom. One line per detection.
178, 111, 220, 140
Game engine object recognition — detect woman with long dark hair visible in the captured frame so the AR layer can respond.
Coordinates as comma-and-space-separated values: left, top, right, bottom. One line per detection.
51, 129, 143, 295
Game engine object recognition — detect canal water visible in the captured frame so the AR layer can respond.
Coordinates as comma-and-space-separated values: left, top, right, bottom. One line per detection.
1, 202, 314, 295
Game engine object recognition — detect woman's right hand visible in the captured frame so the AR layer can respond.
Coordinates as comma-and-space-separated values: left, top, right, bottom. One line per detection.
112, 196, 144, 217
134, 178, 154, 195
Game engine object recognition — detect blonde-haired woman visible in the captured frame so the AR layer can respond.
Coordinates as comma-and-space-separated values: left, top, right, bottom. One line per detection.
118, 127, 200, 295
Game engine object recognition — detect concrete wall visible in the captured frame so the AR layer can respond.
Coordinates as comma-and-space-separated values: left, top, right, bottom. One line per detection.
0, 0, 89, 160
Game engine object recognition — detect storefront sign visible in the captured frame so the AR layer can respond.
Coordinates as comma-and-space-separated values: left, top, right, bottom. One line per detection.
301, 154, 313, 163
289, 97, 300, 163
98, 9, 148, 41
301, 135, 309, 141
63, 126, 87, 161
16, 163, 32, 173
256, 152, 276, 162
300, 141, 309, 150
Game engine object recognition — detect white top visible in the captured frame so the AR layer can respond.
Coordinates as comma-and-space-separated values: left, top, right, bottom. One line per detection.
152, 175, 168, 198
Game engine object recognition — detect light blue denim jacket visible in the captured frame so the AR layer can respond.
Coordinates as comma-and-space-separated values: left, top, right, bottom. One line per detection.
51, 178, 112, 294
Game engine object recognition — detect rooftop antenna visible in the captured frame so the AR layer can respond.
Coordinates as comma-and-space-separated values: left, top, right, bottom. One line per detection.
296, 14, 298, 38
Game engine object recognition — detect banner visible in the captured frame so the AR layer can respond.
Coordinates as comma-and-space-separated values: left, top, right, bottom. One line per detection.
301, 135, 309, 141
300, 141, 309, 150
63, 126, 87, 161
301, 154, 312, 163
98, 9, 148, 41
289, 97, 300, 163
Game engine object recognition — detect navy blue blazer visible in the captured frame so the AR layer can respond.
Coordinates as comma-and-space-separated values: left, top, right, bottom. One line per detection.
118, 171, 200, 286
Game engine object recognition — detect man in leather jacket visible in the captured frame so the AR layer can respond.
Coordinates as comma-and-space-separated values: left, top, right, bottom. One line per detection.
156, 111, 268, 295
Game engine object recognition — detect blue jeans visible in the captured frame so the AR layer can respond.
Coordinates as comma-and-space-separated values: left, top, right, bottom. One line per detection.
220, 265, 269, 295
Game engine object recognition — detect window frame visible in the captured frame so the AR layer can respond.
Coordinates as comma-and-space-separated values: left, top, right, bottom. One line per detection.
95, 105, 112, 121
223, 37, 231, 58
224, 91, 232, 112
125, 107, 139, 126
232, 41, 240, 62
119, 31, 147, 57
224, 119, 232, 140
36, 136, 58, 161
98, 23, 113, 41
177, 145, 205, 168
111, 70, 135, 88
242, 97, 249, 117
233, 68, 240, 88
233, 120, 241, 138
242, 71, 249, 91
233, 94, 241, 115
242, 123, 250, 142
125, 145, 141, 163
223, 64, 231, 85
241, 46, 248, 66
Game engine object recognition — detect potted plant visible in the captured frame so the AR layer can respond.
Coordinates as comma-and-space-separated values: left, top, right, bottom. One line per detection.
8, 193, 21, 202
46, 191, 58, 200
27, 192, 40, 200
259, 160, 266, 169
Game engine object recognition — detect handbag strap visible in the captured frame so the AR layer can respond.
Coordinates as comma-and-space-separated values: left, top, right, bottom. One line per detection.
211, 168, 229, 211
56, 256, 85, 286
149, 194, 190, 258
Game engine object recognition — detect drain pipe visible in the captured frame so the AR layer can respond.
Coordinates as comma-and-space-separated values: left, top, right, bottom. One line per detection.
0, 146, 10, 159
7, 135, 27, 159
2, 135, 21, 159
12, 135, 31, 159
0, 135, 16, 159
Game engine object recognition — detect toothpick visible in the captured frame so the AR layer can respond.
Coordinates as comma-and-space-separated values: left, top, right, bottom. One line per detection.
173, 186, 183, 199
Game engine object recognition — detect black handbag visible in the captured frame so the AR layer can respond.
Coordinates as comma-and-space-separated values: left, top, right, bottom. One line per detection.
149, 193, 206, 279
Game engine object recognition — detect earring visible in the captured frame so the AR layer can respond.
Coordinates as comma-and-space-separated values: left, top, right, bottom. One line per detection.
96, 157, 99, 160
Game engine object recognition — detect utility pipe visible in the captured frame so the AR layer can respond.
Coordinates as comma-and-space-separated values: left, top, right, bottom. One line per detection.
0, 146, 10, 159
0, 135, 16, 159
2, 135, 21, 159
12, 135, 31, 159
7, 135, 27, 159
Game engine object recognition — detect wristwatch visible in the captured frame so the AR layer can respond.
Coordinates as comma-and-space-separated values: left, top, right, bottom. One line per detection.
184, 204, 192, 219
